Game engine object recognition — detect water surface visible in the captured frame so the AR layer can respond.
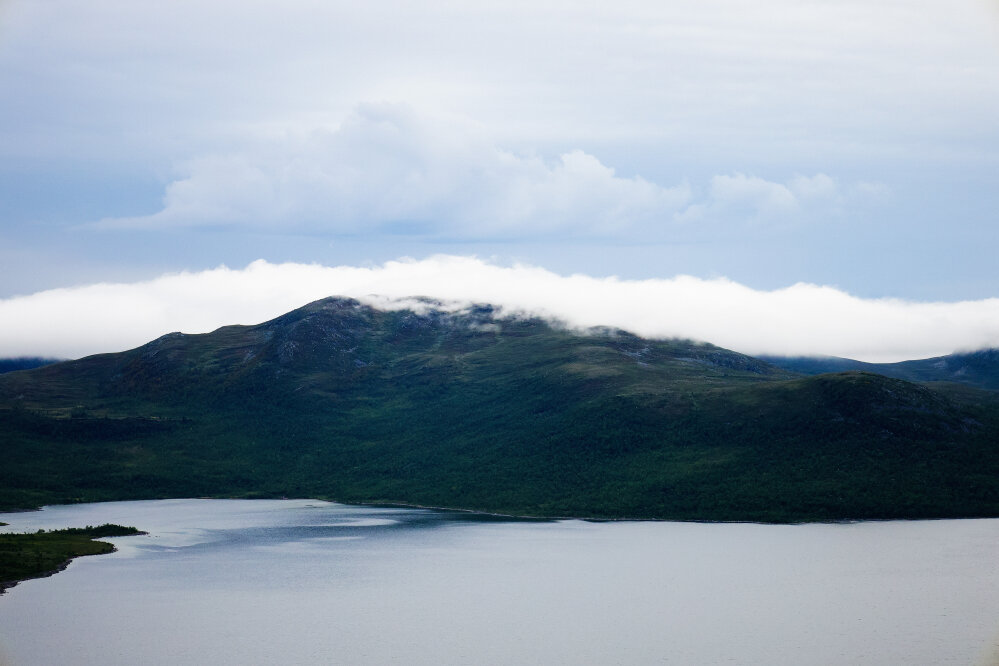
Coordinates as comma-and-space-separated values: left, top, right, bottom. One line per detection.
1, 499, 998, 665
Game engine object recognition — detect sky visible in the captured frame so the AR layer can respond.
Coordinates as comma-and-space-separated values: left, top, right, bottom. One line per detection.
1, 0, 998, 361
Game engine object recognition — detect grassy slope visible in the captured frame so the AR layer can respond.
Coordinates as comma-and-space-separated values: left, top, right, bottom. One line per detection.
2, 298, 999, 522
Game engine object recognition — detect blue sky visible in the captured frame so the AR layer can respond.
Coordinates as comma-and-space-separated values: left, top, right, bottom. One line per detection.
2, 0, 998, 359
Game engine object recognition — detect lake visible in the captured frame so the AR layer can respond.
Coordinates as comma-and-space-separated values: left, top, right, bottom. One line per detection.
1, 499, 998, 665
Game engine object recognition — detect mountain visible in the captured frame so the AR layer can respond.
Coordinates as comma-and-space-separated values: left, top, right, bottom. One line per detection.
2, 297, 999, 522
761, 349, 999, 391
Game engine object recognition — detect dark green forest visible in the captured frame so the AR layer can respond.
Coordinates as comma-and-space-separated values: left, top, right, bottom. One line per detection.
2, 297, 999, 522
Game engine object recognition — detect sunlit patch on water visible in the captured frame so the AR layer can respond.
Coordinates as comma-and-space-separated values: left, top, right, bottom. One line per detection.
251, 536, 365, 554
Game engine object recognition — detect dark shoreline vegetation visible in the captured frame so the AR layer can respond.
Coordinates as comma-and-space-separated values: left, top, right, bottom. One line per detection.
2, 297, 999, 524
0, 524, 143, 594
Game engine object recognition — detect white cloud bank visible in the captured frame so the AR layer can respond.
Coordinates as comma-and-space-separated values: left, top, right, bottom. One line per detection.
2, 256, 997, 363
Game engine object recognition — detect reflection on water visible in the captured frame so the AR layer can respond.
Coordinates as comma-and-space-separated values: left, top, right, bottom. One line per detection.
1, 499, 998, 665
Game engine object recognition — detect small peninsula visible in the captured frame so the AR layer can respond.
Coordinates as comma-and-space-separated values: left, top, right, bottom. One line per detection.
0, 524, 143, 594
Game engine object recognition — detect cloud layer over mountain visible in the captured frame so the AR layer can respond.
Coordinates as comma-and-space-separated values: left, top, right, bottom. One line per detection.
2, 256, 996, 362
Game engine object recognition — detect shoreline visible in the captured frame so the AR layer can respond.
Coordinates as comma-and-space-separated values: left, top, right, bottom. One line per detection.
2, 495, 985, 527
0, 526, 144, 596
0, 552, 92, 596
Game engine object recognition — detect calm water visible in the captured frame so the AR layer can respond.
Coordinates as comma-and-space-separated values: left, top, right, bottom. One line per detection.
2, 500, 999, 665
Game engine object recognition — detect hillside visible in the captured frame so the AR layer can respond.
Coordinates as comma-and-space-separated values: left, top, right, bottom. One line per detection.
2, 297, 999, 522
761, 349, 999, 391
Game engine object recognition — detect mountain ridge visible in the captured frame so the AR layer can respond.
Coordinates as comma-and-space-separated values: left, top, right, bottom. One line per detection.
761, 349, 999, 391
2, 296, 998, 522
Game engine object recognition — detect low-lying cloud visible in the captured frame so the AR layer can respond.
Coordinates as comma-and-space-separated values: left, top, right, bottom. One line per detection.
1, 256, 997, 363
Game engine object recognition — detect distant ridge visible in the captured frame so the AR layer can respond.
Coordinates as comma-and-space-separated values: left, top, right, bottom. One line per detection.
761, 349, 999, 391
0, 357, 61, 375
2, 296, 999, 522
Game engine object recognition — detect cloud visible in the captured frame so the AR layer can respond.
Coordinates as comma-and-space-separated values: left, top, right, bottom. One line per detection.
97, 103, 692, 238
5, 0, 997, 170
675, 172, 844, 224
96, 103, 880, 238
1, 256, 997, 362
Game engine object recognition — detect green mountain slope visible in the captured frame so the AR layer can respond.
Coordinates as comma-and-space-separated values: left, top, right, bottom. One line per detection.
761, 349, 999, 391
2, 297, 999, 522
